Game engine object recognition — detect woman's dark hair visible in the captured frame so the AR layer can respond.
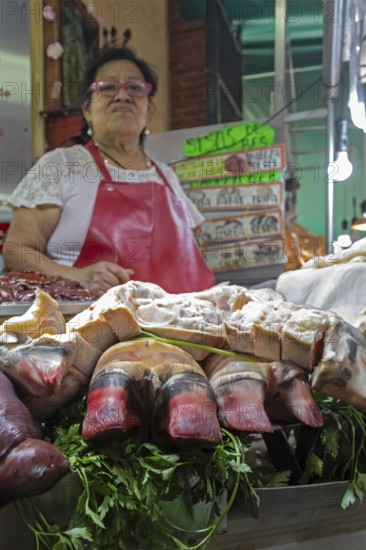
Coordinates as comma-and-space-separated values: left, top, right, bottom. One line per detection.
79, 47, 158, 145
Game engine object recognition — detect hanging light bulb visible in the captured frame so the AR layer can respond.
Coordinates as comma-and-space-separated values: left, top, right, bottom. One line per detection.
334, 150, 353, 181
337, 219, 352, 248
328, 119, 353, 181
351, 200, 366, 231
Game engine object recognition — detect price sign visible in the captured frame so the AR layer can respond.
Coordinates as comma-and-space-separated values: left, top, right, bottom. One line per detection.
174, 145, 286, 186
183, 123, 275, 157
185, 182, 284, 212
202, 238, 285, 272
197, 209, 283, 244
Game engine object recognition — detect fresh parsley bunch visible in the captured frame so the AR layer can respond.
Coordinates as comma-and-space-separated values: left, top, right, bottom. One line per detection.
18, 422, 258, 550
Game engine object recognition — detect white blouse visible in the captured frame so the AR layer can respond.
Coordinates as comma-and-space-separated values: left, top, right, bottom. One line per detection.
9, 145, 204, 266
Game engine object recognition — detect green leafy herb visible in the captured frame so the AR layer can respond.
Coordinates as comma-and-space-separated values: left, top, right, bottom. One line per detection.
265, 470, 291, 488
18, 421, 258, 550
300, 394, 366, 508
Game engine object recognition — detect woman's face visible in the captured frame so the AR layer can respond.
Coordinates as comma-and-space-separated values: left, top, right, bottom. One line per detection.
84, 59, 150, 143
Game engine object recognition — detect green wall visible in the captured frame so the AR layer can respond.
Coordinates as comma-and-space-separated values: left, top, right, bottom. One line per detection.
179, 0, 366, 241
243, 67, 366, 241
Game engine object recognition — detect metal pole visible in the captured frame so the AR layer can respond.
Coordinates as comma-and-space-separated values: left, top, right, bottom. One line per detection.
323, 0, 345, 246
273, 0, 287, 136
326, 98, 335, 247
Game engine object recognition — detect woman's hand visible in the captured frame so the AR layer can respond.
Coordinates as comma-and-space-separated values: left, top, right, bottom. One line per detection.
76, 261, 134, 297
4, 207, 133, 297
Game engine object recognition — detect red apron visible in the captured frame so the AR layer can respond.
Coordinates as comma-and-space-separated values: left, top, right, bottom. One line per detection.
74, 140, 215, 293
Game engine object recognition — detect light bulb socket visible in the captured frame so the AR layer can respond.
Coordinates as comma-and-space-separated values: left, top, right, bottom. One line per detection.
335, 119, 349, 153
341, 219, 348, 231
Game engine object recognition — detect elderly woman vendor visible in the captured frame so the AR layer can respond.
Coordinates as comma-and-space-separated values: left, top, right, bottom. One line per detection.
4, 47, 215, 296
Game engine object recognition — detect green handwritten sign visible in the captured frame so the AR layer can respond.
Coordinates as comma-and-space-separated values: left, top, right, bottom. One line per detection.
183, 123, 275, 158
184, 171, 282, 188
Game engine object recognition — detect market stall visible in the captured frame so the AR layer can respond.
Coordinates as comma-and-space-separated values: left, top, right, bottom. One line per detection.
2, 269, 366, 548
2, 0, 366, 548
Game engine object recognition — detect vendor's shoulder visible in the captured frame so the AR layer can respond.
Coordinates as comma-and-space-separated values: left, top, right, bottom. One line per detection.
156, 160, 174, 172
53, 144, 91, 163
36, 144, 90, 164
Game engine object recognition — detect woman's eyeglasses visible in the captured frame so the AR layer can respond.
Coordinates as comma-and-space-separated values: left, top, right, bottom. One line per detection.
88, 80, 152, 98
